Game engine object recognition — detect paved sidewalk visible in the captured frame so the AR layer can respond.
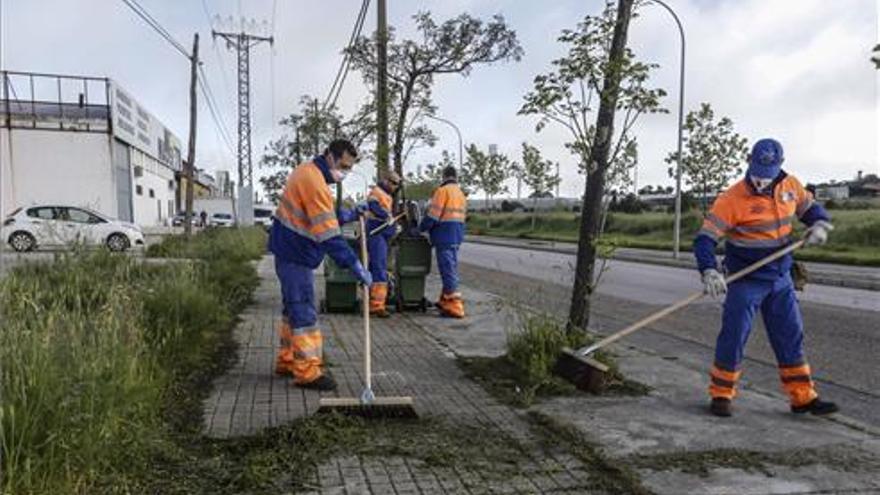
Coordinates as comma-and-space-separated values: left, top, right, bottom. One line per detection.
203, 256, 608, 493
204, 255, 880, 494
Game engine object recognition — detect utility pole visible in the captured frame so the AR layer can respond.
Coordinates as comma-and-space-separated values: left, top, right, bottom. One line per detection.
376, 0, 389, 177
212, 25, 273, 226
184, 33, 199, 236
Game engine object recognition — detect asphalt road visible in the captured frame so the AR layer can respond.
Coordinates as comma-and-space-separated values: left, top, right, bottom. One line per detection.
459, 241, 880, 427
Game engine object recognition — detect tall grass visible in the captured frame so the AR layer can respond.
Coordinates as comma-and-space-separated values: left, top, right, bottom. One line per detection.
1, 227, 266, 493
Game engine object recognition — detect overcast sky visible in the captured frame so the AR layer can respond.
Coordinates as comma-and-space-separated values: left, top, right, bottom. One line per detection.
2, 0, 877, 199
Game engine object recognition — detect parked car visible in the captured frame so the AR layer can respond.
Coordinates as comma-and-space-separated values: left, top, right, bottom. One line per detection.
170, 212, 199, 227
2, 205, 145, 252
253, 207, 274, 230
210, 212, 234, 227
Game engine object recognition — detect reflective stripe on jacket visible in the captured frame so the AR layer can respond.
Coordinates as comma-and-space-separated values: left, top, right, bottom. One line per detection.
269, 157, 358, 269
419, 180, 467, 247
693, 172, 830, 280
366, 185, 394, 238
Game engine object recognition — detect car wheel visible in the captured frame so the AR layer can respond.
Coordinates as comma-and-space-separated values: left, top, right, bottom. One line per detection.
9, 231, 36, 252
106, 233, 130, 252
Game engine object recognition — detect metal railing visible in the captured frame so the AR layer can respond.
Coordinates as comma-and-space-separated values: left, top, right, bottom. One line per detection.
2, 70, 111, 133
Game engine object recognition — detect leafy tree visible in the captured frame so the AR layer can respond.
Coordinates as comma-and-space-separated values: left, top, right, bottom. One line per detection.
520, 143, 561, 230
258, 95, 372, 203
519, 1, 665, 194
665, 102, 748, 212
525, 0, 640, 334
466, 144, 513, 228
348, 11, 522, 178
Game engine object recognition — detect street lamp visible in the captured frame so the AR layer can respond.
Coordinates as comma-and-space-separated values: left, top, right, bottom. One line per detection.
425, 114, 464, 169
650, 0, 686, 259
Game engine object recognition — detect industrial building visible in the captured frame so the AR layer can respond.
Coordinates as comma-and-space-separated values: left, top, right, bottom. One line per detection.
1, 70, 187, 226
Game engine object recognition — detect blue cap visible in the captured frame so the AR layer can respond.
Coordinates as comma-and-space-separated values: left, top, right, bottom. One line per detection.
747, 138, 784, 180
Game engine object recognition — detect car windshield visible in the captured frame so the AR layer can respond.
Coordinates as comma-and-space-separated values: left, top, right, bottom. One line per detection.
254, 209, 272, 218
214, 214, 232, 219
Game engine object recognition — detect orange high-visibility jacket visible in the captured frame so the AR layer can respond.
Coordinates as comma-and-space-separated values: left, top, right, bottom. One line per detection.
268, 157, 358, 269
419, 179, 467, 246
694, 172, 829, 280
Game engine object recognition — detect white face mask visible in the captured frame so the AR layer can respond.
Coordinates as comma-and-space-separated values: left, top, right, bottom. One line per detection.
750, 176, 773, 192
331, 168, 349, 182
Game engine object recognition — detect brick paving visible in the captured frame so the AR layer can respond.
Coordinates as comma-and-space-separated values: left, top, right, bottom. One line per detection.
203, 256, 609, 493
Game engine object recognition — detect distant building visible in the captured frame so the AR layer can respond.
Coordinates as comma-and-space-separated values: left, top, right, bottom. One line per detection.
815, 184, 850, 201
1, 70, 182, 226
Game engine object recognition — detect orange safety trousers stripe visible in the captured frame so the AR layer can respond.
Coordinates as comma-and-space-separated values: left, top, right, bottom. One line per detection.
370, 282, 388, 312
275, 319, 324, 383
779, 363, 818, 407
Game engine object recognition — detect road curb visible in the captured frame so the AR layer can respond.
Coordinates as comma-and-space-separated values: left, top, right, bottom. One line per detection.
467, 236, 880, 292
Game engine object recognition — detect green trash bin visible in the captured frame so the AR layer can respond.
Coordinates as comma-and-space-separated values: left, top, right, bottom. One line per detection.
322, 237, 360, 313
394, 235, 432, 311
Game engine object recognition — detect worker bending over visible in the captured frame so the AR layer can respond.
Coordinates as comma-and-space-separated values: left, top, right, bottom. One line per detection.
270, 139, 372, 391
695, 138, 837, 417
365, 171, 402, 317
420, 166, 467, 318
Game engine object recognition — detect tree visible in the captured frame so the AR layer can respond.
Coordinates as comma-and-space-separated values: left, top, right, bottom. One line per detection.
466, 144, 513, 228
519, 1, 665, 195
665, 102, 748, 213
348, 11, 523, 180
258, 95, 372, 203
556, 0, 638, 334
520, 143, 561, 230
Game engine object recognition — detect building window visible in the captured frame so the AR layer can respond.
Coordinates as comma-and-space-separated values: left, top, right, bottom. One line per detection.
149, 189, 155, 198
136, 185, 143, 195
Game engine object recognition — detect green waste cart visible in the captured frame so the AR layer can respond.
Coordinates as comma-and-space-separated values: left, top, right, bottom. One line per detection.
320, 236, 360, 313
394, 235, 432, 312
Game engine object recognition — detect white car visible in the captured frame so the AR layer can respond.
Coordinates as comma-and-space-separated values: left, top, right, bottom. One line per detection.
210, 212, 234, 227
2, 205, 145, 252
253, 207, 274, 229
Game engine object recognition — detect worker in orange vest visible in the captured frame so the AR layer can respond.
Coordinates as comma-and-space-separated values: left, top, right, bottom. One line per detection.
365, 171, 402, 317
269, 139, 371, 391
695, 138, 837, 417
419, 166, 467, 318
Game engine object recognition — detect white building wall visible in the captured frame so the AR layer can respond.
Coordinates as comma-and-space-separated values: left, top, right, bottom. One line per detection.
130, 147, 177, 226
0, 128, 117, 219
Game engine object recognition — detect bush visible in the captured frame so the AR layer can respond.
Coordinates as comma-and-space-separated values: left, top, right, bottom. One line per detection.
505, 315, 589, 404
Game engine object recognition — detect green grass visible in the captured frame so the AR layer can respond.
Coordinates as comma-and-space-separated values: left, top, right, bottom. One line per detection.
0, 228, 265, 493
468, 208, 880, 266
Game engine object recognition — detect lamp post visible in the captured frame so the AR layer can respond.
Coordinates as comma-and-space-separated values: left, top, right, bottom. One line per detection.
425, 114, 463, 168
651, 0, 686, 259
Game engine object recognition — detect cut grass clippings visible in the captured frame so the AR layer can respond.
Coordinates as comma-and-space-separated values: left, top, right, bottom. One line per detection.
625, 445, 880, 478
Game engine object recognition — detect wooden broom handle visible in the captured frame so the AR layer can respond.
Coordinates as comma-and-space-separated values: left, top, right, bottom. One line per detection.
580, 239, 806, 355
360, 216, 371, 390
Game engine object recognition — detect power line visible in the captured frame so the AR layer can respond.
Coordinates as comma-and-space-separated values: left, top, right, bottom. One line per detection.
198, 65, 236, 156
119, 0, 190, 59
322, 0, 370, 112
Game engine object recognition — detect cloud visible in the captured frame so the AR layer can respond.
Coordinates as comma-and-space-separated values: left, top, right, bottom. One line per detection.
2, 0, 876, 198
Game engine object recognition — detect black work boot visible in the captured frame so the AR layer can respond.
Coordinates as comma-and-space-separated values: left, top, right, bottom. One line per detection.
791, 398, 838, 416
297, 374, 338, 392
710, 398, 732, 417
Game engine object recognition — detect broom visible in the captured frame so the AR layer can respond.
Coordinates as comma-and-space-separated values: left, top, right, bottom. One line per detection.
554, 239, 807, 393
317, 216, 417, 418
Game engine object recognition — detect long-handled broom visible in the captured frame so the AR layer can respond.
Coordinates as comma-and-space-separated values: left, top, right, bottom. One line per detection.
554, 239, 807, 393
317, 216, 417, 418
